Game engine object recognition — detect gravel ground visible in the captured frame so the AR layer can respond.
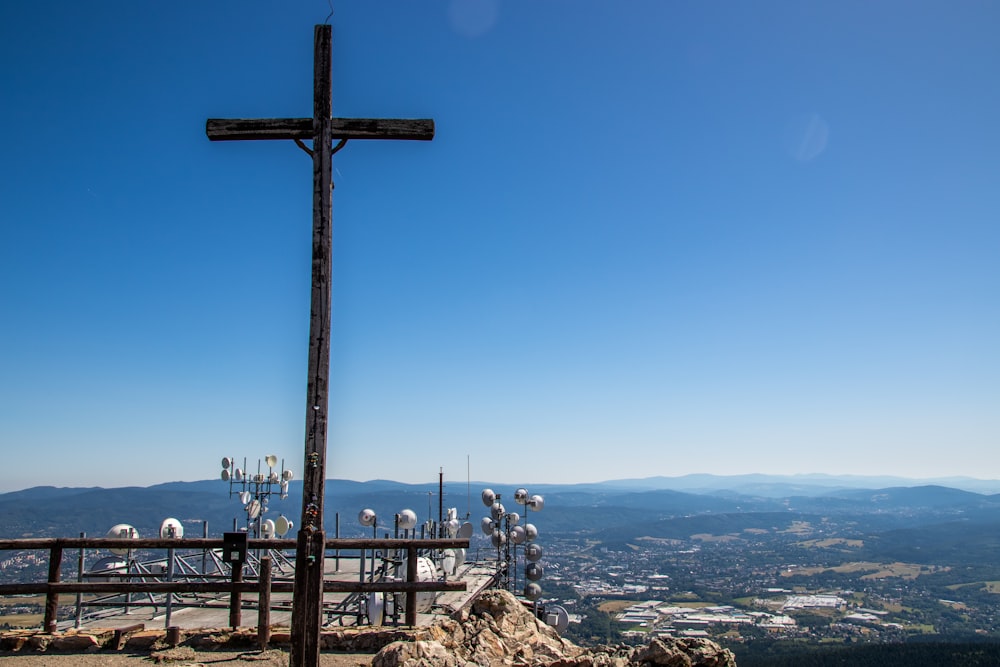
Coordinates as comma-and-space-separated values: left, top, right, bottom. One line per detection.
0, 647, 374, 666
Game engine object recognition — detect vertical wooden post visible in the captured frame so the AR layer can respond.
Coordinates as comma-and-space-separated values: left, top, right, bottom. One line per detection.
230, 563, 243, 629
258, 556, 272, 650
405, 546, 418, 627
290, 24, 333, 667
44, 545, 63, 633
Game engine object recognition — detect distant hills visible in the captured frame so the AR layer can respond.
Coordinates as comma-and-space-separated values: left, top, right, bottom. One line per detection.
3, 474, 1000, 543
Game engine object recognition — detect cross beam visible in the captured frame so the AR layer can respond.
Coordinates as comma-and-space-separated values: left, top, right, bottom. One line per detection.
206, 117, 434, 141
205, 25, 433, 667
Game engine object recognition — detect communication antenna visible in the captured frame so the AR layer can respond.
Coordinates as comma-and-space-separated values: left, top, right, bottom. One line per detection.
479, 486, 546, 602
159, 518, 184, 539
219, 453, 294, 537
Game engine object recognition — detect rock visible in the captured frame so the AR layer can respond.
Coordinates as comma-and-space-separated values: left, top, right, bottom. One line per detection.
631, 637, 737, 667
50, 633, 100, 652
370, 589, 736, 667
373, 639, 460, 667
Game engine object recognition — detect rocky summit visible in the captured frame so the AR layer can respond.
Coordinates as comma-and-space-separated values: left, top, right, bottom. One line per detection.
373, 590, 737, 667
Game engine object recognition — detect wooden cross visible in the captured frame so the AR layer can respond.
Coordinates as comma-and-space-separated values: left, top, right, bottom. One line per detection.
205, 25, 433, 667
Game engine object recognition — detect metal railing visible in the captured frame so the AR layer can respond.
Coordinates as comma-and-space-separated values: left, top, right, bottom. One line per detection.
0, 536, 469, 641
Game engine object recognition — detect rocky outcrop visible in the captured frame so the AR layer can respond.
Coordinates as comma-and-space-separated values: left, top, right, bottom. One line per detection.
373, 590, 737, 667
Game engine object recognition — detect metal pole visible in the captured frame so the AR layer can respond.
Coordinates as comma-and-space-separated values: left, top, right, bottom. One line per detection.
165, 546, 175, 628
74, 532, 85, 628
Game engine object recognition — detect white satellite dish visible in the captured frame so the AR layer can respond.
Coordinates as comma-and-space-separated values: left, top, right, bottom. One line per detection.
413, 557, 438, 612
367, 592, 384, 627
481, 488, 495, 507
545, 605, 570, 634
269, 471, 279, 484
261, 519, 276, 538
528, 494, 545, 511
514, 488, 528, 504
159, 518, 184, 539
458, 522, 474, 539
247, 499, 262, 520
510, 525, 526, 544
490, 530, 507, 548
398, 509, 417, 530
234, 468, 244, 482
239, 491, 252, 505
490, 502, 505, 521
358, 508, 377, 527
282, 469, 294, 481
86, 556, 127, 581
274, 515, 292, 537
446, 519, 460, 536
525, 543, 543, 562
265, 454, 278, 468
480, 517, 494, 535
106, 524, 138, 557
441, 549, 457, 575
221, 457, 233, 470
524, 583, 542, 600
507, 512, 520, 526
221, 469, 231, 481
524, 523, 538, 542
526, 562, 544, 581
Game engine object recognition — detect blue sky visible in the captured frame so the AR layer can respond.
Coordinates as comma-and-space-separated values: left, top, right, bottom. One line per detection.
1, 1, 997, 492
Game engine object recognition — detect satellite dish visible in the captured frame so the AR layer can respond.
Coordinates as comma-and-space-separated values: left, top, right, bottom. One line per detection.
269, 471, 279, 483
411, 557, 439, 613
545, 605, 570, 634
445, 519, 460, 536
458, 522, 474, 539
524, 523, 538, 542
447, 507, 458, 521
481, 488, 495, 507
525, 543, 543, 562
265, 454, 278, 468
280, 481, 289, 498
254, 473, 265, 483
524, 583, 542, 600
106, 524, 138, 557
490, 502, 505, 521
274, 515, 292, 537
514, 488, 528, 505
159, 518, 184, 539
234, 468, 244, 482
398, 509, 418, 530
441, 549, 457, 575
86, 556, 127, 581
282, 469, 294, 481
480, 517, 494, 535
359, 508, 377, 527
221, 457, 233, 470
367, 592, 384, 627
490, 530, 507, 548
239, 491, 252, 505
528, 494, 545, 512
454, 547, 467, 568
221, 469, 231, 481
510, 525, 527, 545
247, 499, 262, 520
261, 519, 275, 538
507, 512, 520, 526
526, 562, 544, 581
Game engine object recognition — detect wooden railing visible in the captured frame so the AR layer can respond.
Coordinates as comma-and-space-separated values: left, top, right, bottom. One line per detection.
0, 537, 470, 637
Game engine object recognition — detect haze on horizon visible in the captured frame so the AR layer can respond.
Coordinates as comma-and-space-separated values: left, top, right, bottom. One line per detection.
1, 2, 997, 493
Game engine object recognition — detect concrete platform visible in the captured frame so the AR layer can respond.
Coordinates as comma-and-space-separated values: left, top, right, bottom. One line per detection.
67, 553, 499, 633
